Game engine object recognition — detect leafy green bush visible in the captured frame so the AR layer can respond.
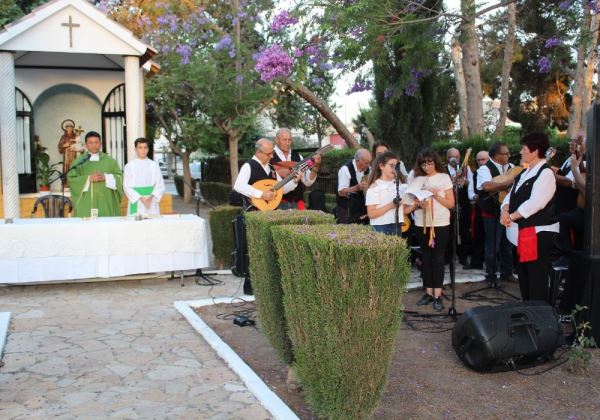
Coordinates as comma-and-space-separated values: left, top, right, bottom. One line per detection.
209, 206, 242, 269
272, 224, 410, 419
200, 181, 232, 205
318, 148, 355, 176
245, 210, 335, 364
432, 130, 570, 168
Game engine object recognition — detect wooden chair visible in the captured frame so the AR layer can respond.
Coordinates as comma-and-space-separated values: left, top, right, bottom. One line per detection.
31, 195, 73, 218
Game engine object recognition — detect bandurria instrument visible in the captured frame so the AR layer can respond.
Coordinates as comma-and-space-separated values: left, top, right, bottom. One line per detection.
249, 144, 334, 211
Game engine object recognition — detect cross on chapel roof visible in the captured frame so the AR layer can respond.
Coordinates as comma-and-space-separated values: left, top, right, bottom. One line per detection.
0, 0, 156, 65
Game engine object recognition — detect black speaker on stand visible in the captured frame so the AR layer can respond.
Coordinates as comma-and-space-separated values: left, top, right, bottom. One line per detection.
452, 301, 561, 372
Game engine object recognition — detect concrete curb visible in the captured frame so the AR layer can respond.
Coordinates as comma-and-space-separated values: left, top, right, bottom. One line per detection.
174, 297, 299, 420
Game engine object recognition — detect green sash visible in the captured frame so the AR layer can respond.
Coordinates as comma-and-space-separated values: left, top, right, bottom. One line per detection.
129, 186, 154, 214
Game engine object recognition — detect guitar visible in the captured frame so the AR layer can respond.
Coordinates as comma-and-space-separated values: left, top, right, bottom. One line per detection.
493, 147, 556, 204
249, 145, 334, 211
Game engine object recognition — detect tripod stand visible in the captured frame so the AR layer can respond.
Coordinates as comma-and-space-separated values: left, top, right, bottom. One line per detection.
175, 177, 220, 287
461, 212, 518, 301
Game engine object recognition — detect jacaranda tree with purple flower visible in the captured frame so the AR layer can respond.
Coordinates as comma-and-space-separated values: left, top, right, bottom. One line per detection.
101, 0, 277, 194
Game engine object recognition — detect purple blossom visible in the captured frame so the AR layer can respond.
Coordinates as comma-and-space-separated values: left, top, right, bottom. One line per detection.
214, 35, 233, 51
347, 77, 372, 94
236, 74, 244, 83
544, 37, 562, 48
384, 87, 394, 99
175, 44, 192, 65
254, 45, 293, 82
293, 48, 304, 58
228, 49, 236, 58
404, 80, 418, 96
270, 10, 299, 33
320, 62, 333, 71
410, 66, 431, 80
312, 77, 324, 86
559, 0, 572, 9
349, 26, 364, 39
538, 56, 551, 73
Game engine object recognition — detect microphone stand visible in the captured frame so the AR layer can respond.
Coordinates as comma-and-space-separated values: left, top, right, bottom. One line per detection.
461, 165, 518, 302
178, 176, 219, 287
393, 165, 402, 236
447, 177, 460, 319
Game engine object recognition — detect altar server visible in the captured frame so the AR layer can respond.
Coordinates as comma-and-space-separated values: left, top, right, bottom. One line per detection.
124, 138, 165, 216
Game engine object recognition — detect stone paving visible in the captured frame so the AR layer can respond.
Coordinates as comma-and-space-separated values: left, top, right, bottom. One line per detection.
0, 275, 272, 419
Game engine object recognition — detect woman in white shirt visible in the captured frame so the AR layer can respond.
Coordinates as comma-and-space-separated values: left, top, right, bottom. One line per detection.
365, 151, 407, 236
500, 132, 558, 302
403, 148, 455, 312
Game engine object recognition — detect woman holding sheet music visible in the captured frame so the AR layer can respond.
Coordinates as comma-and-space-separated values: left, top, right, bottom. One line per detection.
403, 148, 455, 312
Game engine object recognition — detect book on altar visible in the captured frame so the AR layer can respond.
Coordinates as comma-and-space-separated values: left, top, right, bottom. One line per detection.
404, 189, 434, 201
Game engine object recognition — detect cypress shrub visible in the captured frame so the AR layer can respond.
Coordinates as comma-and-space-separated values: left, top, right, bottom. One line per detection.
245, 210, 335, 364
200, 181, 232, 205
272, 224, 410, 419
209, 206, 242, 269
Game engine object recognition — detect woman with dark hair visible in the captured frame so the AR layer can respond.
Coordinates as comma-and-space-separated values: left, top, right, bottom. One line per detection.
500, 132, 558, 302
372, 141, 391, 158
366, 151, 407, 235
403, 148, 454, 311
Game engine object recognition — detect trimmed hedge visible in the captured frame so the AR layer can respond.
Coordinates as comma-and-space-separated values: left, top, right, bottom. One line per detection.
245, 210, 335, 364
200, 181, 232, 205
209, 206, 242, 269
272, 224, 410, 419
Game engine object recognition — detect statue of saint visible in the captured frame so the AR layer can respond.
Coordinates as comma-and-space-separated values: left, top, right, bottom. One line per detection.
58, 119, 84, 186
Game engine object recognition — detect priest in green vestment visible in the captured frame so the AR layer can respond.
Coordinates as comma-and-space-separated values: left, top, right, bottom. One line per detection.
67, 131, 123, 217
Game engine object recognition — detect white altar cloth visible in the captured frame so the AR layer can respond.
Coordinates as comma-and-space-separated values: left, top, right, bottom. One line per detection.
0, 215, 210, 284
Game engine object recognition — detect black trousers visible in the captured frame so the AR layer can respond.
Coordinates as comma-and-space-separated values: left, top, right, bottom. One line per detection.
518, 230, 557, 303
415, 225, 450, 289
470, 204, 485, 266
456, 187, 472, 263
557, 207, 584, 253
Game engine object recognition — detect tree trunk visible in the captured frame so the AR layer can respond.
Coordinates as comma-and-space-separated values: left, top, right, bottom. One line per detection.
568, 3, 592, 139
229, 132, 241, 185
315, 115, 323, 148
181, 151, 192, 204
362, 126, 376, 148
460, 0, 485, 136
450, 37, 469, 138
582, 7, 600, 128
281, 78, 360, 149
494, 2, 516, 136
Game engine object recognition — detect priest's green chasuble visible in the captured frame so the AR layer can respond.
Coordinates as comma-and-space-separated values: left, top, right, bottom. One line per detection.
67, 152, 123, 217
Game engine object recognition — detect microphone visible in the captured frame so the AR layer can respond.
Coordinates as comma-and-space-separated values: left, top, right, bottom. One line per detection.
448, 157, 459, 166
67, 153, 92, 173
394, 162, 402, 172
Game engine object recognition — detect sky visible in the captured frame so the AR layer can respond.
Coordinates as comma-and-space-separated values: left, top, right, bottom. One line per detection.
333, 0, 501, 128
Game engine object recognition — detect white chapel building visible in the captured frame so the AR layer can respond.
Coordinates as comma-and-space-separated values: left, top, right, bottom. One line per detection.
0, 0, 159, 218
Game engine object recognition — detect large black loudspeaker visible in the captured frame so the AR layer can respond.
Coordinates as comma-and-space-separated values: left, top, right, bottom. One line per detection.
452, 301, 561, 372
